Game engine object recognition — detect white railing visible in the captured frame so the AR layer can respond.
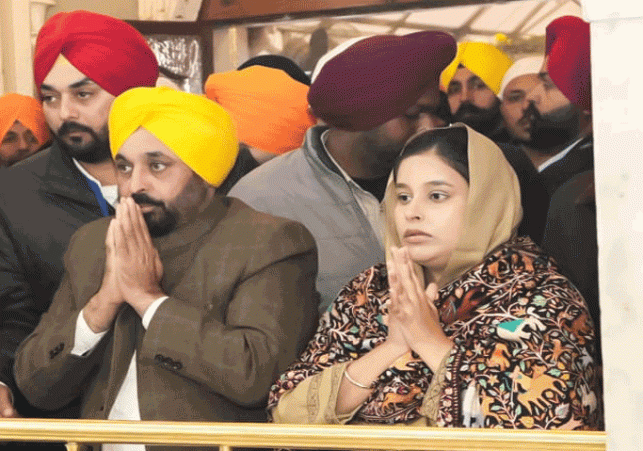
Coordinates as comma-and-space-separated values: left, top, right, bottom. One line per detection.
0, 419, 607, 451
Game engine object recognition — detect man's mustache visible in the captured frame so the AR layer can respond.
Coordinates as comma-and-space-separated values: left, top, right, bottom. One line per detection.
57, 121, 96, 137
453, 102, 488, 120
521, 102, 541, 127
130, 193, 165, 208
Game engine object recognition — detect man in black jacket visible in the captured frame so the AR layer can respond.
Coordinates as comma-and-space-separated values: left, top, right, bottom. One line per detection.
0, 10, 158, 426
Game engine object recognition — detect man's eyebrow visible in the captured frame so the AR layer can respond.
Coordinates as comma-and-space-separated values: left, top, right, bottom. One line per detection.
537, 72, 550, 82
145, 151, 172, 159
69, 78, 95, 89
468, 75, 484, 85
40, 78, 95, 92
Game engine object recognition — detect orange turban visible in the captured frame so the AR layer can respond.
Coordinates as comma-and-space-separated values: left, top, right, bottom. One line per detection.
205, 66, 316, 155
34, 10, 158, 96
0, 93, 50, 147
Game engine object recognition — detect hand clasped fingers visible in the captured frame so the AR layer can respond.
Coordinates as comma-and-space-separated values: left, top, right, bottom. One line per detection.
396, 247, 424, 306
424, 282, 440, 314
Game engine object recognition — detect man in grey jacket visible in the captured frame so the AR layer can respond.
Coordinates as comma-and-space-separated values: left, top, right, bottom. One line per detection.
229, 31, 457, 312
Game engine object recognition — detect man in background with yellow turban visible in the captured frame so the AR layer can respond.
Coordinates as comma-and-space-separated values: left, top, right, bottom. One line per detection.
442, 41, 549, 244
15, 87, 320, 449
0, 93, 51, 167
441, 41, 513, 141
0, 11, 158, 433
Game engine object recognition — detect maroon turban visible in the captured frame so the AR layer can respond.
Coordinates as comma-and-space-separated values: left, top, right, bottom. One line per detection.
34, 10, 158, 96
546, 16, 591, 112
308, 31, 456, 131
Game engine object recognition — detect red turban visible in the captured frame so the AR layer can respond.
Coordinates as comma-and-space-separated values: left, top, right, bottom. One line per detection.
0, 93, 50, 147
34, 10, 158, 96
546, 16, 591, 112
308, 31, 456, 131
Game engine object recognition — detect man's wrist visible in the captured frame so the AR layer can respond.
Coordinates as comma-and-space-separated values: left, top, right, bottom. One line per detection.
84, 293, 120, 333
127, 290, 166, 319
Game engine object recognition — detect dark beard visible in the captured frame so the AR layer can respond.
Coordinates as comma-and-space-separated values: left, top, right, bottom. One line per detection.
523, 102, 581, 152
55, 122, 112, 164
131, 192, 178, 238
452, 98, 502, 138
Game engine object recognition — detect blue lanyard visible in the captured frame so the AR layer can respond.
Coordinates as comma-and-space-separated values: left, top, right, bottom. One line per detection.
85, 177, 110, 216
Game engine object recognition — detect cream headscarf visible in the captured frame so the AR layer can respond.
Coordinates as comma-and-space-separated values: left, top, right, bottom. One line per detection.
383, 123, 522, 288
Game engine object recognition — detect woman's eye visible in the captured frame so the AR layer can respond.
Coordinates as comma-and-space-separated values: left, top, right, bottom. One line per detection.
429, 192, 448, 201
396, 193, 411, 203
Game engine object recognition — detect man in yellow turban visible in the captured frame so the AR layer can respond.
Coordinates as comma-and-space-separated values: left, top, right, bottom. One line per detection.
15, 87, 320, 445
441, 41, 513, 140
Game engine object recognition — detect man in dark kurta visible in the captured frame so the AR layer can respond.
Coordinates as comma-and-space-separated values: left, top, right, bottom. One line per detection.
0, 11, 159, 427
521, 15, 593, 197
14, 87, 319, 451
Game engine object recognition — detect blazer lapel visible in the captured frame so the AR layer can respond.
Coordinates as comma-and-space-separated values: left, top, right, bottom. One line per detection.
104, 305, 140, 415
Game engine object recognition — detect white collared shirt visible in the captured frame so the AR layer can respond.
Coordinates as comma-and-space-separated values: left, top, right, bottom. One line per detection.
72, 159, 118, 207
72, 297, 168, 451
537, 137, 585, 173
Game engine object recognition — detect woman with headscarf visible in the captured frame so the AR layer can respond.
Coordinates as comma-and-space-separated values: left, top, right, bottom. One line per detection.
268, 123, 601, 430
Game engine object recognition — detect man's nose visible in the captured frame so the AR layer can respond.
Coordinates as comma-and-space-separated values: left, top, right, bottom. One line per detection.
59, 96, 79, 121
525, 83, 543, 105
128, 167, 149, 194
17, 135, 30, 151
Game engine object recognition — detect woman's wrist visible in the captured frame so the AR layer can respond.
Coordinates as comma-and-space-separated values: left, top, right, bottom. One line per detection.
380, 339, 410, 360
413, 336, 454, 373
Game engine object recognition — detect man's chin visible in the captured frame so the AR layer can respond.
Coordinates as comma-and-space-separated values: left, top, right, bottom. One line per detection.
511, 129, 532, 143
143, 211, 177, 238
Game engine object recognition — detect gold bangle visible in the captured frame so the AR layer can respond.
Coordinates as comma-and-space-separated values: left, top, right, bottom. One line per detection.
343, 366, 371, 389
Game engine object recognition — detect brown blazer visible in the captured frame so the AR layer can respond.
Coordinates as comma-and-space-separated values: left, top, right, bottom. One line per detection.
14, 196, 320, 449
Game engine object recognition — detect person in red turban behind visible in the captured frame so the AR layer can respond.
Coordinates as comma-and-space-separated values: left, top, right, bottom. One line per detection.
0, 10, 158, 439
0, 93, 51, 167
230, 31, 457, 314
521, 15, 593, 196
537, 15, 602, 369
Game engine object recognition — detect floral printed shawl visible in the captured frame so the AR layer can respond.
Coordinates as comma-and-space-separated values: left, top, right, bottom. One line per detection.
268, 237, 602, 429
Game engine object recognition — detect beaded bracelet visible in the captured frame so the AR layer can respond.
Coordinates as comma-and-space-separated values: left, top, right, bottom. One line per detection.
343, 366, 371, 389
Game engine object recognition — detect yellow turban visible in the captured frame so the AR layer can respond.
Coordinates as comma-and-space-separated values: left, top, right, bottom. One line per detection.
440, 42, 513, 95
109, 86, 238, 187
205, 66, 316, 155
